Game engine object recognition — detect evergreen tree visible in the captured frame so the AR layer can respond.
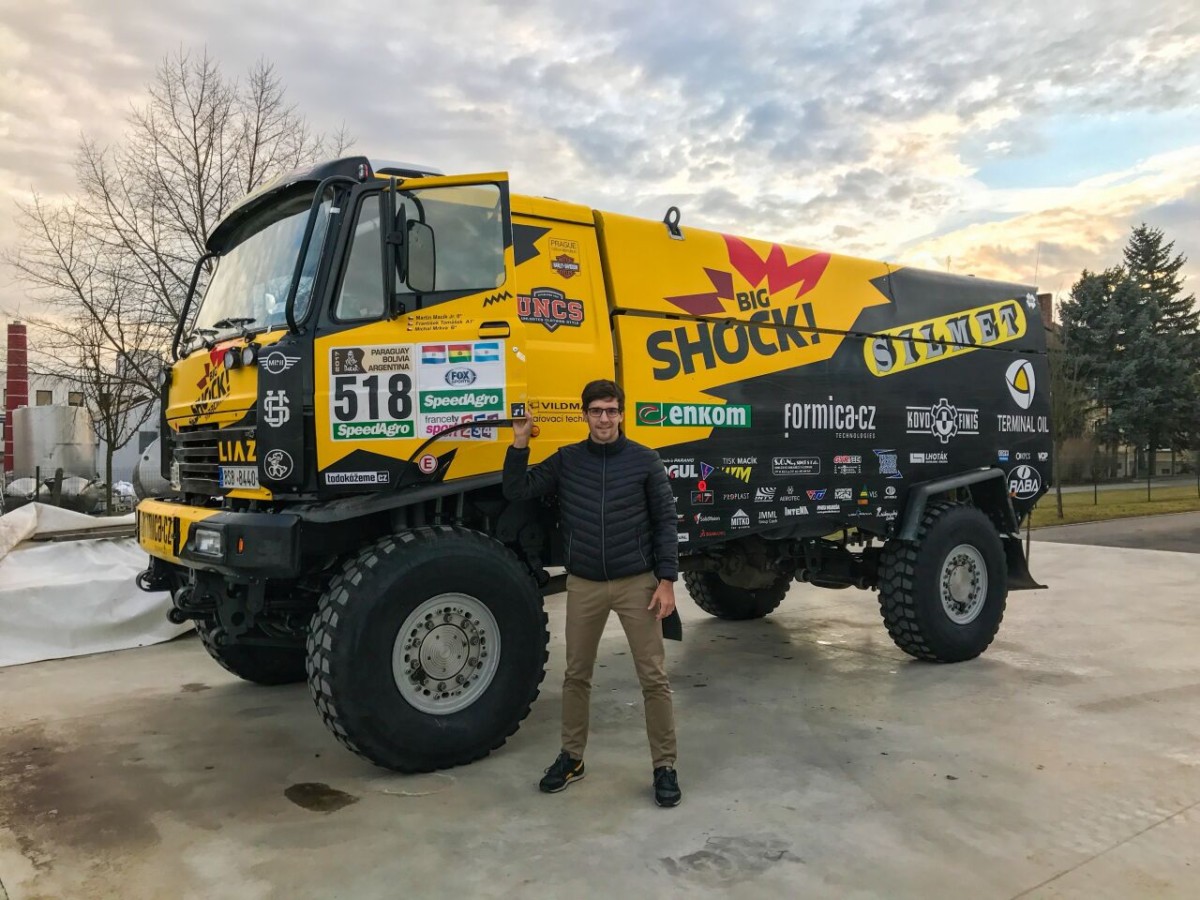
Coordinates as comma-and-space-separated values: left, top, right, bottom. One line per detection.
1060, 226, 1200, 481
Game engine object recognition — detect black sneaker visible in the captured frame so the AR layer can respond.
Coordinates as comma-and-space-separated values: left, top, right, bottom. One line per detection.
539, 751, 585, 793
653, 766, 682, 807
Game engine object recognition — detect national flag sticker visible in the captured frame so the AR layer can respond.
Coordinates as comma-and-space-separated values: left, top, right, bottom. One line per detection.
475, 342, 501, 362
448, 344, 472, 363
422, 345, 447, 364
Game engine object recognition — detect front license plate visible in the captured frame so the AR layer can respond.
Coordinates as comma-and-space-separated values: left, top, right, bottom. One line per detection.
219, 466, 259, 488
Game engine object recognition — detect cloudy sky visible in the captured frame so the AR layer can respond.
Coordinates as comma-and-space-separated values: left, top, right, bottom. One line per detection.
1, 0, 1197, 325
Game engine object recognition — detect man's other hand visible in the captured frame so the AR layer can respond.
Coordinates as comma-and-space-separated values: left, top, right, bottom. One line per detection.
649, 580, 676, 620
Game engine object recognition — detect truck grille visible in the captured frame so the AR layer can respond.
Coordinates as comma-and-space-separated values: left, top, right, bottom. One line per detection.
175, 413, 256, 495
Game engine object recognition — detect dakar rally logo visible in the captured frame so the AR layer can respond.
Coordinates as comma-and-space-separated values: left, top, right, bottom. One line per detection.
647, 236, 831, 380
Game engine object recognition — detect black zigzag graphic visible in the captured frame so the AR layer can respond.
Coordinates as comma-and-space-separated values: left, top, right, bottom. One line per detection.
483, 290, 513, 307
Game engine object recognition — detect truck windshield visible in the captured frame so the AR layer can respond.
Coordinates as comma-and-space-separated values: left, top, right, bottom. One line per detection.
193, 186, 333, 339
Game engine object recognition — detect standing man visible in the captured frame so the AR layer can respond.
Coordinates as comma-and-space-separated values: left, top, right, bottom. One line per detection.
503, 379, 682, 808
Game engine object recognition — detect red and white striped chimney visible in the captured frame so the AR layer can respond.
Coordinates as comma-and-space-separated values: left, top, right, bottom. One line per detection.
4, 322, 29, 474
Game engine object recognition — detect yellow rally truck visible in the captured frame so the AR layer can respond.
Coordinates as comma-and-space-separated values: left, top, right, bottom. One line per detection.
137, 156, 1050, 772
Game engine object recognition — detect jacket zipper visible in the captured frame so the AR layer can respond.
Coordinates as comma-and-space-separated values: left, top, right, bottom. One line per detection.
601, 453, 609, 580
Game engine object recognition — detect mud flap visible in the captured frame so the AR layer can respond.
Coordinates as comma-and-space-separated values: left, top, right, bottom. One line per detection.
1003, 535, 1046, 590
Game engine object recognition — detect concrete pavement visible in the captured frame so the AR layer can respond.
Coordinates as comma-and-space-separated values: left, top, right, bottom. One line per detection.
2, 538, 1199, 899
1033, 510, 1200, 554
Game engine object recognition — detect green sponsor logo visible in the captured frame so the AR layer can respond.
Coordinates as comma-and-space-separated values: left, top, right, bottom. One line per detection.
420, 389, 504, 413
333, 420, 415, 440
635, 402, 752, 428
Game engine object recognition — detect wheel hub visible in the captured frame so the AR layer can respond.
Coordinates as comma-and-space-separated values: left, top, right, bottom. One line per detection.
393, 593, 501, 715
940, 544, 987, 625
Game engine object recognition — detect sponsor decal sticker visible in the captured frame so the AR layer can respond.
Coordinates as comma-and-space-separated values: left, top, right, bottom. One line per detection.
218, 438, 257, 463
783, 506, 809, 516
758, 510, 778, 523
865, 298, 1027, 377
755, 486, 776, 502
834, 487, 853, 501
722, 492, 750, 501
691, 490, 715, 505
1038, 451, 1049, 462
549, 238, 581, 279
261, 351, 301, 376
334, 421, 415, 439
874, 449, 902, 479
648, 237, 830, 380
730, 509, 751, 529
263, 449, 293, 481
722, 465, 753, 483
905, 398, 979, 444
1008, 464, 1042, 500
816, 503, 841, 514
699, 529, 726, 538
262, 389, 291, 428
677, 532, 690, 543
517, 287, 585, 332
876, 507, 899, 522
998, 449, 1010, 462
444, 366, 477, 387
694, 513, 720, 524
418, 454, 438, 475
772, 456, 820, 476
784, 398, 876, 439
910, 451, 949, 464
1006, 359, 1036, 409
636, 402, 752, 428
420, 389, 504, 413
325, 471, 391, 486
806, 489, 827, 501
996, 413, 1050, 434
666, 463, 700, 479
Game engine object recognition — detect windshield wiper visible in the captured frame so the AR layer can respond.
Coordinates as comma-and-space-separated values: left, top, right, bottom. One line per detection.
182, 326, 218, 352
212, 317, 257, 329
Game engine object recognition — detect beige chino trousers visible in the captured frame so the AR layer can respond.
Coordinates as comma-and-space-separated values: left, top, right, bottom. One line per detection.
561, 571, 677, 769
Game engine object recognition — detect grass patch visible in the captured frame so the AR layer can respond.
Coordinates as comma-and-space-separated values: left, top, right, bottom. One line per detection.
1030, 484, 1200, 528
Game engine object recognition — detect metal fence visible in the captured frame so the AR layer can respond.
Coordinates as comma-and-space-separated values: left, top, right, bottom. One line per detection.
1, 469, 136, 515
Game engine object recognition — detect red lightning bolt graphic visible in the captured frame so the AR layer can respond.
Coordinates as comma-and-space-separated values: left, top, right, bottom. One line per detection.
725, 236, 831, 300
663, 240, 831, 314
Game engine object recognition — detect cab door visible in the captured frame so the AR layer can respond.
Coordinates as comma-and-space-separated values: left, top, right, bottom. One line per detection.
312, 173, 528, 490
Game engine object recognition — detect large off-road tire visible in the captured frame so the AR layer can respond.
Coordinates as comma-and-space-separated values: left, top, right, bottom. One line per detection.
878, 501, 1007, 663
683, 571, 791, 620
306, 526, 549, 772
195, 621, 307, 685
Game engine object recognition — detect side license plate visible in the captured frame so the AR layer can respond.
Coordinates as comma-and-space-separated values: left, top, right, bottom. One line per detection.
139, 511, 177, 558
219, 466, 259, 488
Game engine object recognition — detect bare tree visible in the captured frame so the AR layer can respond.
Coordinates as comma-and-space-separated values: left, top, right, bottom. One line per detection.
6, 49, 350, 507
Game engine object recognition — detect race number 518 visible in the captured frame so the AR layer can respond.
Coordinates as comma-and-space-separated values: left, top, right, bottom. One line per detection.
332, 373, 412, 422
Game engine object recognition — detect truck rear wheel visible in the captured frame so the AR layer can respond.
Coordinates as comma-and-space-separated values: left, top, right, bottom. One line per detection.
195, 621, 308, 686
683, 571, 790, 620
306, 526, 549, 772
878, 501, 1006, 662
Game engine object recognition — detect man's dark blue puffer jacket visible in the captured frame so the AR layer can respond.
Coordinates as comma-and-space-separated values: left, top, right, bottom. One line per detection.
502, 434, 679, 582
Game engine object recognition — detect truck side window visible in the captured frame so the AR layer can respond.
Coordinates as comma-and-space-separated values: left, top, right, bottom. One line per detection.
400, 184, 505, 296
334, 194, 386, 321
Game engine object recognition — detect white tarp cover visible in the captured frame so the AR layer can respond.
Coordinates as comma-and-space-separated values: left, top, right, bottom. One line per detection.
0, 503, 191, 668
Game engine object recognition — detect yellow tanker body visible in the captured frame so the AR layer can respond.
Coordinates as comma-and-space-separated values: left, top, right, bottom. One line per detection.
137, 156, 1050, 771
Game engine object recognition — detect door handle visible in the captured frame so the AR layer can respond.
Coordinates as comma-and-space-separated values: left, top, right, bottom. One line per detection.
478, 320, 511, 338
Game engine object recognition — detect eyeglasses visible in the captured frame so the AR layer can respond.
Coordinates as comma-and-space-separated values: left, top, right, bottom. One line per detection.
586, 407, 622, 419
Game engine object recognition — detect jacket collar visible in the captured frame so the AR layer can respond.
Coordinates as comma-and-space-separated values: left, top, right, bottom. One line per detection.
585, 433, 628, 456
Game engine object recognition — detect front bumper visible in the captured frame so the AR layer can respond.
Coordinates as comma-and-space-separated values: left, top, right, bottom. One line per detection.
137, 498, 301, 577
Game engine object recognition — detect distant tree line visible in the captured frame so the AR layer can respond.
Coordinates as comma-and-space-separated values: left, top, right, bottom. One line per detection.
1057, 225, 1200, 482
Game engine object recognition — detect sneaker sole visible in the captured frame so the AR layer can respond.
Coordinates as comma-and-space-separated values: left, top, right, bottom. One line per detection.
654, 794, 681, 808
540, 771, 585, 793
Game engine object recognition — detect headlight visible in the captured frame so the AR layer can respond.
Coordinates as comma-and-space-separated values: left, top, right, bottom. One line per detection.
169, 459, 181, 491
242, 344, 259, 367
222, 348, 242, 370
193, 527, 224, 558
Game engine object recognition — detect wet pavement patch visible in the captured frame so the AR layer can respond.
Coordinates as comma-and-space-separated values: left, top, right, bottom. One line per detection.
180, 683, 210, 693
284, 783, 360, 813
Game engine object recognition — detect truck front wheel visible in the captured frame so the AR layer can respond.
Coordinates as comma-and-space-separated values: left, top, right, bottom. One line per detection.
306, 526, 549, 772
682, 571, 790, 620
878, 501, 1007, 662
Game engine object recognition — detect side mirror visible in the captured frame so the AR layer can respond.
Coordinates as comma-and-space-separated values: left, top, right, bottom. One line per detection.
407, 221, 436, 294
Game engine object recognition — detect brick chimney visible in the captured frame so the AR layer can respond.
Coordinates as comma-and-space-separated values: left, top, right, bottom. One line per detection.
1036, 293, 1053, 328
4, 321, 29, 473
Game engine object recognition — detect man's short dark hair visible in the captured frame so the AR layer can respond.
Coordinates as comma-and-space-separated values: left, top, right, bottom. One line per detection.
581, 379, 624, 410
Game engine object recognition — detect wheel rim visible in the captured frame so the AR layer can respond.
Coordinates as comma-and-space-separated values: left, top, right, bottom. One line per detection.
939, 543, 988, 625
392, 593, 501, 715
